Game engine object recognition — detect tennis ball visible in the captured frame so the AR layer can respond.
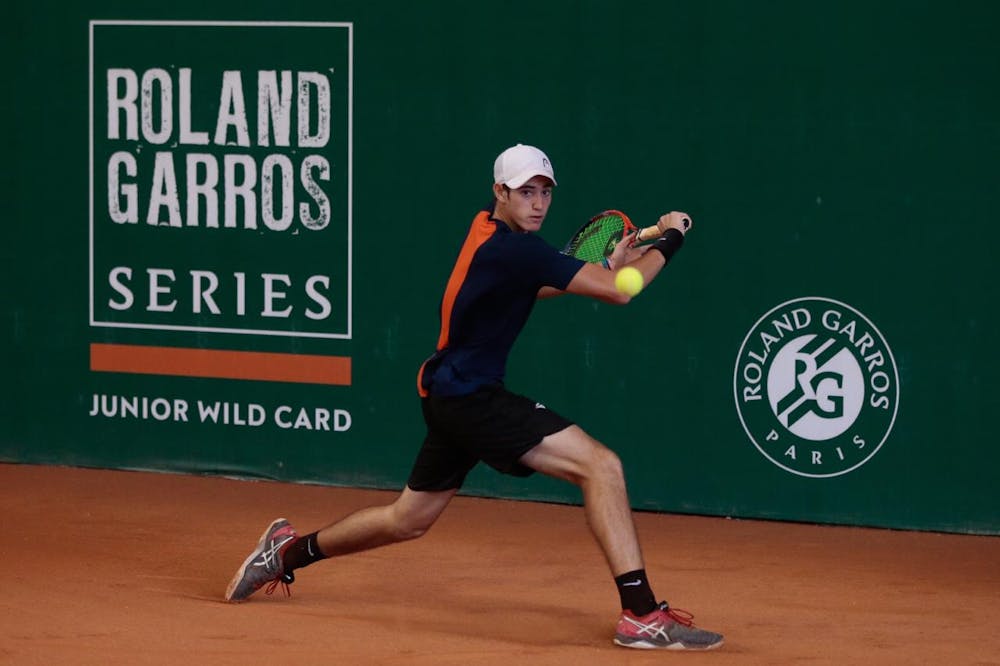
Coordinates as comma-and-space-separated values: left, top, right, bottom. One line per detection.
614, 266, 644, 296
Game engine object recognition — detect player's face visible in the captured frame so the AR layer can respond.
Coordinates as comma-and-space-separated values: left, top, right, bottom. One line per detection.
495, 175, 553, 233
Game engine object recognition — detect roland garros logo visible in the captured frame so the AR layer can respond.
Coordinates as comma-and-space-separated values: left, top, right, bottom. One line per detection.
734, 297, 899, 478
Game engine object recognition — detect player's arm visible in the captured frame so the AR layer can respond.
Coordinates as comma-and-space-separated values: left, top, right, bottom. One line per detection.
536, 236, 644, 300
536, 237, 645, 300
564, 252, 665, 304
564, 211, 691, 305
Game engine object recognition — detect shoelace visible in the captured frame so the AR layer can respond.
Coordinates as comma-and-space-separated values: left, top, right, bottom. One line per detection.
661, 603, 695, 627
264, 572, 295, 597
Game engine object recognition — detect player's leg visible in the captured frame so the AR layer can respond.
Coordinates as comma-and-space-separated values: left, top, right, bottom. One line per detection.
225, 400, 472, 603
312, 486, 458, 556
518, 425, 724, 650
462, 388, 644, 576
307, 397, 475, 557
301, 400, 477, 558
225, 486, 457, 603
517, 425, 642, 575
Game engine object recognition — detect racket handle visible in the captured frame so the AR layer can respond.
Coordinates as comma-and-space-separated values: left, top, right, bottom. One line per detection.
635, 224, 662, 242
635, 216, 691, 242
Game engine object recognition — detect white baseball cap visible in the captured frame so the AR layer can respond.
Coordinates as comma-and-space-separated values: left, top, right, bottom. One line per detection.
493, 144, 557, 189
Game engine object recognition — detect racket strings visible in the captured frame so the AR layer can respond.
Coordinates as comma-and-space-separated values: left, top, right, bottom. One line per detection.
565, 214, 626, 264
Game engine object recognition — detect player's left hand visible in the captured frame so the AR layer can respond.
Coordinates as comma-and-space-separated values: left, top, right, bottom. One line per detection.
606, 231, 650, 270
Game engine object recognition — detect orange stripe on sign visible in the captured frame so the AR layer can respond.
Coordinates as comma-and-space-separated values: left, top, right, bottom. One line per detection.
90, 343, 351, 386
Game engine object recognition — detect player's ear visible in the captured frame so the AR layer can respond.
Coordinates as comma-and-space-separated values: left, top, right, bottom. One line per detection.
493, 183, 509, 202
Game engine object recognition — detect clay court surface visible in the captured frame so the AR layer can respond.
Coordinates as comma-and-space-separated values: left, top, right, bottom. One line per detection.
3, 463, 998, 665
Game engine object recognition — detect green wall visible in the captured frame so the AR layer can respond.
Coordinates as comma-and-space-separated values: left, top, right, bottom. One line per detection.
3, 1, 997, 534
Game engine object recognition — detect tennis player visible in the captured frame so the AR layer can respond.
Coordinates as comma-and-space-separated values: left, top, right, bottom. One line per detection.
225, 144, 724, 651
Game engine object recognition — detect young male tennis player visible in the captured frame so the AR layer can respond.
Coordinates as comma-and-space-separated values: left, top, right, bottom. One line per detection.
225, 144, 723, 651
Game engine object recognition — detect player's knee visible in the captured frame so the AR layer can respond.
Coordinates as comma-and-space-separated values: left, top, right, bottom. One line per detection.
390, 508, 436, 542
602, 447, 626, 483
394, 521, 432, 541
587, 444, 625, 486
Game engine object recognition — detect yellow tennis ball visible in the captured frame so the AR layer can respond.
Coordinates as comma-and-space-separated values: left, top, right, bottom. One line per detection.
614, 266, 644, 296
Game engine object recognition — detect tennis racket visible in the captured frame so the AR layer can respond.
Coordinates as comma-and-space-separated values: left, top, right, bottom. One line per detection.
562, 209, 668, 268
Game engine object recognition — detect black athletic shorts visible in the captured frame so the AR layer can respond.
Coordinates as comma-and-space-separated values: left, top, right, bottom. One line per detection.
407, 383, 575, 492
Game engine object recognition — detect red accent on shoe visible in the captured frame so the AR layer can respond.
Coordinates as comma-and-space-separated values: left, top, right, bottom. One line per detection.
661, 606, 694, 626
264, 577, 291, 597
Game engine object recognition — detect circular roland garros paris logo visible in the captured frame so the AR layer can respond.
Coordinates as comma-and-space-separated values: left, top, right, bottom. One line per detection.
734, 297, 899, 478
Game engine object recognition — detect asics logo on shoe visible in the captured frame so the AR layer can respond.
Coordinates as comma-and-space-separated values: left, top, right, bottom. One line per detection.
622, 579, 643, 586
623, 616, 669, 641
253, 533, 295, 571
534, 402, 546, 410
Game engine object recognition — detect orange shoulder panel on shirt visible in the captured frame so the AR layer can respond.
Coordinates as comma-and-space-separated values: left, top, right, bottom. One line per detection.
416, 210, 497, 397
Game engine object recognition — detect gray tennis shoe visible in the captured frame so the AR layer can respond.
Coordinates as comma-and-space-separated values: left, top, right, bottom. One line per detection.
225, 518, 298, 602
614, 601, 724, 650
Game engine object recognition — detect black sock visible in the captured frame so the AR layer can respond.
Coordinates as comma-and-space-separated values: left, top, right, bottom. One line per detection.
282, 532, 327, 572
615, 569, 658, 616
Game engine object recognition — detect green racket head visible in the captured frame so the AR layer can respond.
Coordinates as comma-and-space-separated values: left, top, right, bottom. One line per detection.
562, 210, 635, 266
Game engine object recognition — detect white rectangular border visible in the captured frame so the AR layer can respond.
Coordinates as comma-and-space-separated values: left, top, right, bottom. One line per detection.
88, 20, 353, 340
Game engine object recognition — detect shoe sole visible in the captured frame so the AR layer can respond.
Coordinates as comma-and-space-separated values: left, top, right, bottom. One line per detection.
224, 518, 287, 602
614, 636, 724, 651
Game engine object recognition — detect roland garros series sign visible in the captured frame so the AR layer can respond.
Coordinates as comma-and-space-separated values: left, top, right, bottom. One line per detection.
89, 21, 353, 340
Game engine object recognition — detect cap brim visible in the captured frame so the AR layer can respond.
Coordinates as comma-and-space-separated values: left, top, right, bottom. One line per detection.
503, 171, 557, 189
